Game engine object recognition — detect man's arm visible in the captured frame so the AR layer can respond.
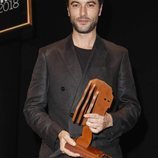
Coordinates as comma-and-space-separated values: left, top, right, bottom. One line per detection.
105, 51, 141, 140
85, 51, 141, 140
23, 49, 62, 151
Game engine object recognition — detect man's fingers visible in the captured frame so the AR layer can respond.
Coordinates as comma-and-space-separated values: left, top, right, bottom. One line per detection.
61, 142, 80, 157
63, 135, 80, 157
85, 113, 105, 133
84, 113, 99, 118
64, 147, 80, 157
64, 134, 76, 146
58, 130, 76, 146
86, 120, 99, 128
89, 126, 101, 133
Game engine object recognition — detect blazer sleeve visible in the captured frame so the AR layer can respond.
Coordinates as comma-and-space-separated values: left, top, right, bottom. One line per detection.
102, 51, 141, 141
23, 48, 62, 151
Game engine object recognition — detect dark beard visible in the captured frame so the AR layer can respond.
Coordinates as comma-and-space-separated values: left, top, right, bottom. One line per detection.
71, 19, 98, 34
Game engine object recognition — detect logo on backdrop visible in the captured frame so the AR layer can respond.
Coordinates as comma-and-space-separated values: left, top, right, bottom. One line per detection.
0, 0, 19, 13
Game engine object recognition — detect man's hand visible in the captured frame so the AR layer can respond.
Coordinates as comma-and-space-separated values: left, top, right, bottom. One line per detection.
84, 113, 113, 134
58, 130, 80, 157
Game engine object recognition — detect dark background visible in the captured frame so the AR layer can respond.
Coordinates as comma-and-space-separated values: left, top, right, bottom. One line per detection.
0, 0, 28, 30
0, 0, 157, 158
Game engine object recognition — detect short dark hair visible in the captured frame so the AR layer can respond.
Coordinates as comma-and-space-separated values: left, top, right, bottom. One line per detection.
65, 0, 104, 6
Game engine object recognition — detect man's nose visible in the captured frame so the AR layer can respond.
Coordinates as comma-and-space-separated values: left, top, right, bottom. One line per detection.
80, 5, 87, 17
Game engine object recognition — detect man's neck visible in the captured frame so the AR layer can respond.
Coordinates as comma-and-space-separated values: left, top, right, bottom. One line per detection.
72, 30, 97, 50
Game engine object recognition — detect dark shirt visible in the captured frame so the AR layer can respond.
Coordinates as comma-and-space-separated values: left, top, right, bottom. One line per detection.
74, 46, 92, 73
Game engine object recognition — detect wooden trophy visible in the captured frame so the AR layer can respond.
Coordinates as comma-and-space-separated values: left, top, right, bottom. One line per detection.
65, 79, 113, 158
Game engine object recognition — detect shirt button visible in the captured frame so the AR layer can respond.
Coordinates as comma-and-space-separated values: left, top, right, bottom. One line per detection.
61, 86, 65, 91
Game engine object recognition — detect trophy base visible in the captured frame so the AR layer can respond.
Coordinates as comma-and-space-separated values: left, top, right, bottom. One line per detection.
65, 143, 112, 158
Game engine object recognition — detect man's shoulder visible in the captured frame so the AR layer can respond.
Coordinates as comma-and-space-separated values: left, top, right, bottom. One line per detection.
100, 37, 128, 53
39, 35, 70, 54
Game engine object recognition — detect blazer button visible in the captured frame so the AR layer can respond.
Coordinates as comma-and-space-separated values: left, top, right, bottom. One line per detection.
61, 86, 65, 91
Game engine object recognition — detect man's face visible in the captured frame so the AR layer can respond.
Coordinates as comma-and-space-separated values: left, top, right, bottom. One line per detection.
67, 0, 102, 34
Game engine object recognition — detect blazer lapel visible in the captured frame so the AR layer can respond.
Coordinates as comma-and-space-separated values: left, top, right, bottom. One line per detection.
59, 35, 82, 85
70, 35, 109, 114
85, 35, 109, 82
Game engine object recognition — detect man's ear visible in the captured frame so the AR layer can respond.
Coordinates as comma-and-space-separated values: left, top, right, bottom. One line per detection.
99, 4, 103, 16
67, 7, 70, 16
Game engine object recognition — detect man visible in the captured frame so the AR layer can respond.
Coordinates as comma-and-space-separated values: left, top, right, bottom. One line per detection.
23, 0, 141, 158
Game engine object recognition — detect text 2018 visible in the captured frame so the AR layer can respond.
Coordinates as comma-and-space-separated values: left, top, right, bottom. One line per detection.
0, 0, 19, 14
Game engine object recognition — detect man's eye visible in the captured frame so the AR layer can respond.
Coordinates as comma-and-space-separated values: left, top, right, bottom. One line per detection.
87, 3, 95, 8
72, 3, 80, 7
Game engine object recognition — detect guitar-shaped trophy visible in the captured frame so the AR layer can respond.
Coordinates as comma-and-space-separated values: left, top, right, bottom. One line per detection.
65, 79, 113, 158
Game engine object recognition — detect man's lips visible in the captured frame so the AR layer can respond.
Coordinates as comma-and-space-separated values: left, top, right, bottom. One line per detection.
77, 18, 90, 25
